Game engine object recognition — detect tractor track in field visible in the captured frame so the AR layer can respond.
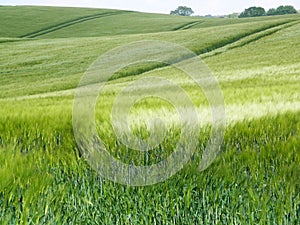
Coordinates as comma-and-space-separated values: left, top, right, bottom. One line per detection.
173, 21, 204, 31
100, 20, 298, 82
195, 20, 298, 55
0, 39, 28, 44
107, 20, 299, 79
19, 11, 132, 38
201, 20, 300, 58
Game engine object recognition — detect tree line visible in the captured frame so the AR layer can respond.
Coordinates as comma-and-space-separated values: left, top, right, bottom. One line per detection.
239, 5, 298, 18
170, 5, 298, 18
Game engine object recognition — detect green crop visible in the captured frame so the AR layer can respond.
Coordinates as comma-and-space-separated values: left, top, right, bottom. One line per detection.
0, 6, 299, 224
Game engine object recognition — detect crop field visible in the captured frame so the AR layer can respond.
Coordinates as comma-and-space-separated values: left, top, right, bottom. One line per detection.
0, 6, 300, 224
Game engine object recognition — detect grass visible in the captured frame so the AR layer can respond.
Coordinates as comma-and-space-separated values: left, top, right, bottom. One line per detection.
0, 6, 117, 37
0, 105, 299, 224
0, 6, 300, 224
0, 18, 296, 98
37, 12, 201, 38
0, 6, 198, 38
191, 13, 300, 29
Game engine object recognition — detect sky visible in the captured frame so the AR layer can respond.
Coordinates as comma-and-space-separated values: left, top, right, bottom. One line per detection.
1, 0, 300, 15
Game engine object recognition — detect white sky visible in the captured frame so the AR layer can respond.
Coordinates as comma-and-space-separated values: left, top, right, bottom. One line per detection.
1, 0, 300, 15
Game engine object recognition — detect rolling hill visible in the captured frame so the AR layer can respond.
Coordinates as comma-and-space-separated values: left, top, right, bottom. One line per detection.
0, 6, 198, 38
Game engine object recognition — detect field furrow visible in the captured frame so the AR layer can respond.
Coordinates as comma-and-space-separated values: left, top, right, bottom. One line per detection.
202, 20, 300, 58
173, 21, 204, 30
20, 11, 129, 38
107, 20, 298, 82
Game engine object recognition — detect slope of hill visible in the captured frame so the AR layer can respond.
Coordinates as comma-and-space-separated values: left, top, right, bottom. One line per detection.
0, 6, 116, 37
0, 6, 199, 38
2, 6, 298, 39
0, 15, 295, 98
37, 11, 202, 38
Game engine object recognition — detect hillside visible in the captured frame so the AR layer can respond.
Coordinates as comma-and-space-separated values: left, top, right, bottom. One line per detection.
1, 6, 299, 39
0, 6, 299, 224
0, 6, 198, 38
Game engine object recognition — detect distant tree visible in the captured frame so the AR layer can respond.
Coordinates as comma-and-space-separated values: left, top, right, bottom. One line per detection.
266, 5, 298, 16
239, 7, 266, 18
275, 5, 298, 15
170, 6, 194, 16
267, 8, 277, 16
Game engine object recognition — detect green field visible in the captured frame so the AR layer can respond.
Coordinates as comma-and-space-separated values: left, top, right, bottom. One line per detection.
0, 6, 299, 224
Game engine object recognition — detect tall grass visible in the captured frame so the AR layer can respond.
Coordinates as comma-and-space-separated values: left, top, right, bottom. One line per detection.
0, 106, 299, 224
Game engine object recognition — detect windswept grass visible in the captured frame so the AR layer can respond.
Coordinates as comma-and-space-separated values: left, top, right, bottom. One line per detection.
0, 100, 299, 224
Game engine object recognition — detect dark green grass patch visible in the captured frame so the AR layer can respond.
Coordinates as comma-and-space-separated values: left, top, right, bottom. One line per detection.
0, 108, 299, 224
